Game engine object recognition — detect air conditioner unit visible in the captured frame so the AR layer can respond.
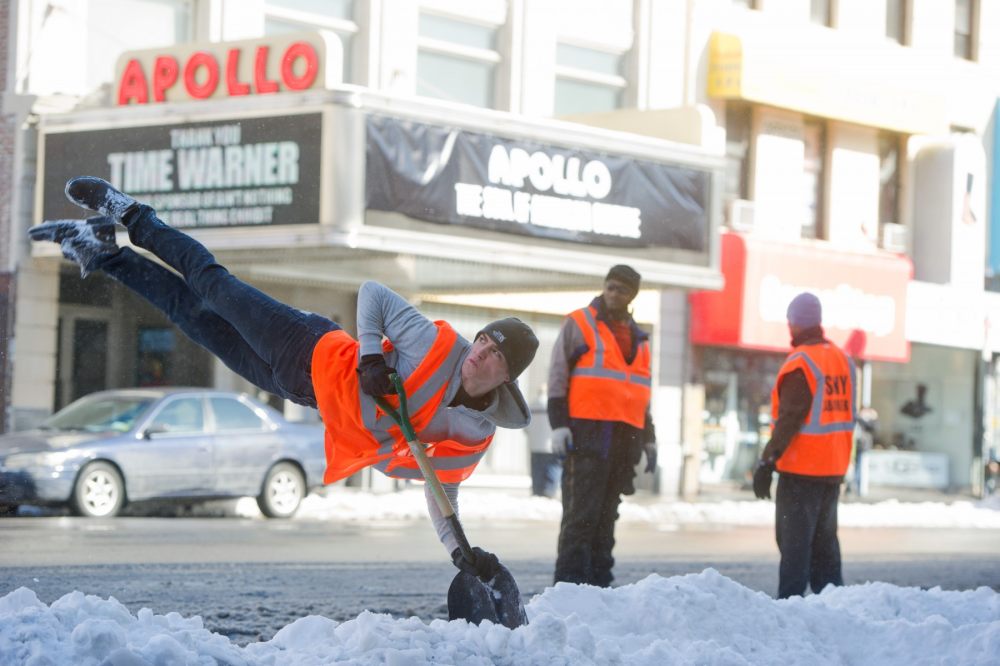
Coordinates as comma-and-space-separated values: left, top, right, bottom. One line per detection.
879, 223, 907, 253
727, 199, 755, 231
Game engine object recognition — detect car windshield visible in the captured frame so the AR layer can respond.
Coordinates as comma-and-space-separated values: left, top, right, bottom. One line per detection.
42, 395, 155, 433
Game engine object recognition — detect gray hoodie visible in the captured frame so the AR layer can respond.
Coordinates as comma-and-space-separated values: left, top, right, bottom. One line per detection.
357, 281, 531, 553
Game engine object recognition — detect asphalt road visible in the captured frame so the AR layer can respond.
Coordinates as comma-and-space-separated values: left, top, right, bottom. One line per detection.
1, 515, 998, 645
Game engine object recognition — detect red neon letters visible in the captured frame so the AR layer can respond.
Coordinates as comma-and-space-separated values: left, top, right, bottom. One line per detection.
118, 41, 319, 105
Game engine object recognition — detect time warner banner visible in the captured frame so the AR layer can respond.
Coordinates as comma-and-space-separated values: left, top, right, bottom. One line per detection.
41, 113, 322, 228
365, 115, 711, 251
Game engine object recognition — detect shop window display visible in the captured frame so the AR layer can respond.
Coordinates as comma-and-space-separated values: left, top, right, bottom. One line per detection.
698, 348, 785, 485
137, 327, 175, 387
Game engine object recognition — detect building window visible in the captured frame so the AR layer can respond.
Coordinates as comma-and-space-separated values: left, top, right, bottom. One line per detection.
724, 102, 752, 204
885, 0, 907, 44
810, 0, 831, 26
954, 0, 978, 60
878, 132, 903, 228
801, 119, 826, 239
553, 43, 627, 116
417, 13, 501, 109
264, 0, 357, 84
84, 0, 193, 94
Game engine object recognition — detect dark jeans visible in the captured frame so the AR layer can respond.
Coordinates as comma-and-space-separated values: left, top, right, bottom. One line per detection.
775, 474, 844, 599
554, 430, 637, 587
100, 204, 339, 407
530, 452, 562, 498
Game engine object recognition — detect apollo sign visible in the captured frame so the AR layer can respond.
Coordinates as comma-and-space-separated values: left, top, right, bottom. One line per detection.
487, 147, 612, 199
115, 32, 342, 105
366, 115, 712, 251
456, 146, 640, 240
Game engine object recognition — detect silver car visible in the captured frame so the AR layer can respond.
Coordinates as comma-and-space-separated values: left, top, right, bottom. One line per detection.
0, 388, 328, 518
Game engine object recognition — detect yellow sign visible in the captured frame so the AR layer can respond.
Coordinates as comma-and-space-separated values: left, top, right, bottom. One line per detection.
705, 30, 949, 135
708, 33, 742, 98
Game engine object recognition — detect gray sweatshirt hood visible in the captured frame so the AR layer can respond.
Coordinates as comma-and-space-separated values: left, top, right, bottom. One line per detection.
483, 379, 532, 429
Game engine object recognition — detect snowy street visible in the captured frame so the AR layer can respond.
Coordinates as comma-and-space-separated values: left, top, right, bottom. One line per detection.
1, 489, 998, 663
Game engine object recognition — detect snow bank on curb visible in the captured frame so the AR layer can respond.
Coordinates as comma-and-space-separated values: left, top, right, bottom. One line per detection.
2, 571, 997, 666
244, 488, 1000, 530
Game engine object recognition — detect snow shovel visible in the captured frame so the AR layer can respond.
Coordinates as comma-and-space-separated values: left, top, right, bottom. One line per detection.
373, 374, 528, 629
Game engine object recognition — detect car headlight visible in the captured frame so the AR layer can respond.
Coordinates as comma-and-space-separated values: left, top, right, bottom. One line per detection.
3, 451, 81, 470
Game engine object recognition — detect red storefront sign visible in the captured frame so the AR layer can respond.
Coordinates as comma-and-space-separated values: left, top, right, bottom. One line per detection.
690, 231, 911, 362
114, 32, 341, 106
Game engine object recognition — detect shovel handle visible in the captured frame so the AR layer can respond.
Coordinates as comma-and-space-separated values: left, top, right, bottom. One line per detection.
374, 374, 475, 563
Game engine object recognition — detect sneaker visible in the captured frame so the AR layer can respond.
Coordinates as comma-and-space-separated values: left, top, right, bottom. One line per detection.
64, 176, 137, 220
28, 217, 119, 277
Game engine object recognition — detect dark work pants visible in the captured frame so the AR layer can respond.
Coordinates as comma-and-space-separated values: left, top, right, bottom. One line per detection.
100, 204, 339, 407
554, 437, 635, 587
775, 474, 844, 599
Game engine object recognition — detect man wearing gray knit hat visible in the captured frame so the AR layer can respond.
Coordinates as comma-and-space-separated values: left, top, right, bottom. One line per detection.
547, 264, 657, 587
752, 291, 856, 599
30, 174, 541, 595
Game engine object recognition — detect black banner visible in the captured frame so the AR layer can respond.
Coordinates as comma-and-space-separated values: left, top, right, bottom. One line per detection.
41, 114, 322, 228
365, 114, 710, 250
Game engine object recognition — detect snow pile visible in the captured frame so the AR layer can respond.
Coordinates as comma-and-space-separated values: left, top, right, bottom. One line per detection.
3, 570, 997, 665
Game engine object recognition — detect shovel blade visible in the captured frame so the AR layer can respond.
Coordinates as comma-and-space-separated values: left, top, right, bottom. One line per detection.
446, 564, 528, 629
448, 572, 499, 625
490, 563, 529, 629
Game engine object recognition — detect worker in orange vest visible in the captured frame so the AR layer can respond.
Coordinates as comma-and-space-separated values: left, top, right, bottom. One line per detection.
753, 291, 856, 598
548, 265, 657, 587
30, 176, 539, 582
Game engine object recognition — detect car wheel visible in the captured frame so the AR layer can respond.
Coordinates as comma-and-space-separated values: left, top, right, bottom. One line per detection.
72, 461, 125, 517
257, 462, 305, 519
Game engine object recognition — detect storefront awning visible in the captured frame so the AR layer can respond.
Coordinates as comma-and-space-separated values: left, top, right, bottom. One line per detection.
689, 231, 912, 362
210, 241, 596, 294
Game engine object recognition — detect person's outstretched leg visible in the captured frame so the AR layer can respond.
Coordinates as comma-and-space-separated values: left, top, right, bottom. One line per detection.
100, 248, 292, 399
27, 217, 119, 278
29, 217, 293, 400
65, 177, 337, 401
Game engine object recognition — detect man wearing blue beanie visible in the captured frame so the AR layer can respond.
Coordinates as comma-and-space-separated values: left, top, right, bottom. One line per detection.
752, 291, 856, 598
786, 292, 822, 329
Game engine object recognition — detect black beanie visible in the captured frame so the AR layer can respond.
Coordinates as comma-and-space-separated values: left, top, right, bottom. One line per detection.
605, 264, 641, 294
477, 317, 539, 382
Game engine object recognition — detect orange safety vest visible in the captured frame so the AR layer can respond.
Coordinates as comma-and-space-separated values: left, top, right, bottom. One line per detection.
310, 321, 492, 485
566, 306, 651, 429
771, 342, 856, 477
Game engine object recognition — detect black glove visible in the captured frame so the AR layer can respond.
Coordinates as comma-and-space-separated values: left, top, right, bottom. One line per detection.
643, 442, 657, 474
357, 354, 397, 397
752, 459, 775, 500
451, 546, 501, 582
